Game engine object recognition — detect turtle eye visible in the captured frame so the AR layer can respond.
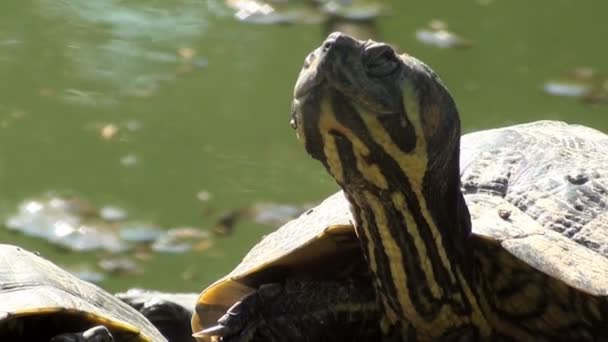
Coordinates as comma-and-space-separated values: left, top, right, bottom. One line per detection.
363, 43, 398, 77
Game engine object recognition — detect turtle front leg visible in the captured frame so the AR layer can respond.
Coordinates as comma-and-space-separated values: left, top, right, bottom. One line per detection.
50, 326, 114, 342
195, 277, 381, 342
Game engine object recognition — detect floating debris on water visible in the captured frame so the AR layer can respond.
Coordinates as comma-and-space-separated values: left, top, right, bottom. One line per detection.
197, 190, 214, 217
99, 206, 128, 222
3, 194, 211, 256
62, 88, 117, 107
319, 0, 383, 21
84, 119, 144, 143
415, 20, 472, 49
586, 80, 608, 105
214, 210, 241, 236
119, 224, 164, 243
3, 194, 217, 286
100, 124, 119, 140
543, 67, 595, 98
230, 0, 274, 20
196, 190, 212, 202
226, 0, 326, 24
124, 120, 143, 132
0, 108, 27, 129
4, 197, 129, 253
120, 153, 139, 167
99, 257, 141, 275
224, 0, 382, 25
543, 67, 608, 105
543, 81, 591, 98
39, 88, 55, 97
250, 203, 310, 226
180, 265, 199, 281
67, 266, 106, 284
178, 47, 196, 60
214, 201, 313, 235
324, 15, 379, 40
152, 227, 210, 253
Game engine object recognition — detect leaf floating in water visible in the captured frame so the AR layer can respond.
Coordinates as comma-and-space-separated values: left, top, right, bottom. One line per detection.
319, 0, 383, 21
100, 124, 119, 140
120, 153, 139, 167
543, 67, 608, 105
152, 227, 211, 253
250, 203, 311, 226
4, 194, 214, 260
178, 47, 196, 60
125, 120, 142, 132
4, 196, 129, 253
584, 80, 608, 105
119, 224, 164, 243
99, 257, 141, 275
39, 88, 55, 97
0, 109, 27, 129
99, 206, 128, 222
543, 81, 591, 98
226, 0, 326, 25
84, 120, 142, 142
230, 0, 274, 19
213, 201, 313, 235
415, 20, 472, 49
62, 88, 117, 107
196, 190, 212, 202
67, 266, 106, 284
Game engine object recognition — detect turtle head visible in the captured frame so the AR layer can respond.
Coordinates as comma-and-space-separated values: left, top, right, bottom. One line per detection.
290, 33, 474, 336
291, 32, 462, 192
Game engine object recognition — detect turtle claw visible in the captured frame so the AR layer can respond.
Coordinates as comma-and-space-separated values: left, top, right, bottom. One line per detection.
82, 326, 115, 342
196, 284, 284, 341
197, 324, 230, 337
195, 322, 257, 342
50, 325, 114, 342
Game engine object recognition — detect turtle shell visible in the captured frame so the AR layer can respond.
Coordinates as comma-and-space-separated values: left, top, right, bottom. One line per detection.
0, 244, 167, 342
460, 120, 608, 296
192, 191, 359, 334
193, 120, 608, 336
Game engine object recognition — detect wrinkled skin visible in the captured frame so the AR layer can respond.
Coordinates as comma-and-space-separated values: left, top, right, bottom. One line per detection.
200, 278, 382, 342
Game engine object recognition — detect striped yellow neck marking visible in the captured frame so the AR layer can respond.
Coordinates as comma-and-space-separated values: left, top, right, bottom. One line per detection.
369, 83, 455, 286
320, 100, 388, 190
314, 83, 491, 337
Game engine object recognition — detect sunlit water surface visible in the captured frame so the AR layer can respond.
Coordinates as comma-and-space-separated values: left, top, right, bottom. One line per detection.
0, 0, 607, 292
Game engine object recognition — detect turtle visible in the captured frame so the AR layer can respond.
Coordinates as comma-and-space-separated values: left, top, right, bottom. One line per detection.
193, 31, 608, 341
0, 244, 167, 342
192, 191, 382, 341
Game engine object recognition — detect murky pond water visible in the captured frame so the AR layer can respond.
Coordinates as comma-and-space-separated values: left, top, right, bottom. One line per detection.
1, 0, 607, 293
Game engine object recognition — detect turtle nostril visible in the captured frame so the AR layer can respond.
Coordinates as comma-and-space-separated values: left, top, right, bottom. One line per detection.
303, 53, 314, 68
322, 41, 333, 53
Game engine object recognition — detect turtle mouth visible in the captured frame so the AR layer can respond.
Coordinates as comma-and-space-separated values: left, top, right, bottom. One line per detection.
293, 54, 326, 101
290, 74, 325, 132
294, 74, 325, 100
293, 40, 333, 101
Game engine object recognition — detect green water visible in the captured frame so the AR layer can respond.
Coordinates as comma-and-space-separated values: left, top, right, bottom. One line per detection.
0, 0, 607, 293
